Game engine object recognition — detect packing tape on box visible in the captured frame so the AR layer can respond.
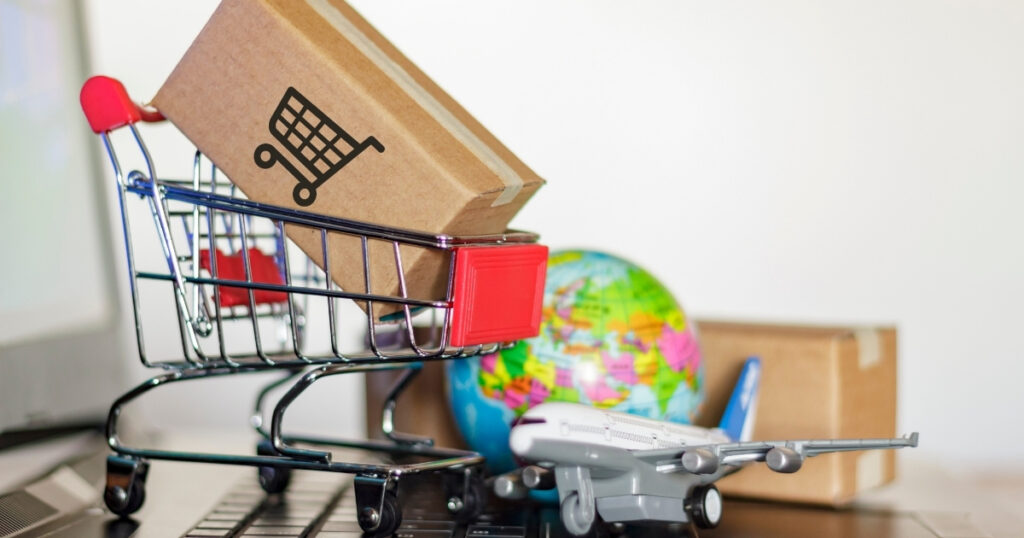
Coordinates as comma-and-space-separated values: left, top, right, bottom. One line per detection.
854, 327, 881, 369
307, 0, 525, 207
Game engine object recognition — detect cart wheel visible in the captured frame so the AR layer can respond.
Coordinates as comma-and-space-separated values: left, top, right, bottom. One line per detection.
292, 183, 316, 207
561, 491, 601, 537
104, 479, 145, 517
258, 464, 292, 494
104, 456, 148, 517
687, 484, 723, 529
361, 490, 402, 536
256, 440, 292, 494
446, 476, 486, 522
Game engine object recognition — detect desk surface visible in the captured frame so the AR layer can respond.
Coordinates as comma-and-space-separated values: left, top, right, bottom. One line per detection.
848, 458, 1024, 538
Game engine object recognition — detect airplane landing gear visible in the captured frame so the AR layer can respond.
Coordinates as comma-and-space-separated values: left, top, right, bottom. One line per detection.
686, 484, 723, 529
557, 465, 603, 537
561, 490, 599, 536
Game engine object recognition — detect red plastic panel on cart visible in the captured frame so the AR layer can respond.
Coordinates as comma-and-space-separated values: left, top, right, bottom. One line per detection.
80, 75, 164, 133
449, 244, 548, 347
199, 248, 288, 307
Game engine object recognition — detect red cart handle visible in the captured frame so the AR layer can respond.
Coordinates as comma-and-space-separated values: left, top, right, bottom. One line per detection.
80, 75, 165, 133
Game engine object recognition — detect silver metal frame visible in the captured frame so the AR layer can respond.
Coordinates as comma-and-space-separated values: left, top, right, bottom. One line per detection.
95, 118, 538, 532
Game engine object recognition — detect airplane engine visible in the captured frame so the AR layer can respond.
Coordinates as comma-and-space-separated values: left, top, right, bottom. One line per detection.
494, 473, 530, 500
681, 448, 719, 474
765, 447, 803, 473
522, 465, 556, 490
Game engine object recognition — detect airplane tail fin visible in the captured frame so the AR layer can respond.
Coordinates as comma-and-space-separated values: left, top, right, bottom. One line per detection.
717, 357, 761, 442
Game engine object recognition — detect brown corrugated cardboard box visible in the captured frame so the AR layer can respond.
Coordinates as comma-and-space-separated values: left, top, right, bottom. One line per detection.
153, 0, 544, 316
365, 320, 898, 506
695, 320, 898, 506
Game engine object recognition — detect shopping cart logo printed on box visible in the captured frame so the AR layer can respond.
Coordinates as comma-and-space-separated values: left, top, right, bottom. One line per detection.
254, 86, 384, 207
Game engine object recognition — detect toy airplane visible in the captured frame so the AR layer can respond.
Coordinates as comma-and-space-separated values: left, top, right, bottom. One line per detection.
493, 357, 918, 535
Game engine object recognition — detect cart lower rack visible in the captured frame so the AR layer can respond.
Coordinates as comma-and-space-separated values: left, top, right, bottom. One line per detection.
80, 76, 548, 535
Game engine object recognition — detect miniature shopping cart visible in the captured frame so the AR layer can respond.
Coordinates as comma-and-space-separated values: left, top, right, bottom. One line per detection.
254, 86, 384, 207
80, 76, 547, 535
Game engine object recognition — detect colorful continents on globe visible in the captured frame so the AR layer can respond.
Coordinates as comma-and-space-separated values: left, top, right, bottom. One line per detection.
447, 249, 705, 472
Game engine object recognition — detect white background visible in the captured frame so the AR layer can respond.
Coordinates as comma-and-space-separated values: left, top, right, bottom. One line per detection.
81, 1, 1024, 472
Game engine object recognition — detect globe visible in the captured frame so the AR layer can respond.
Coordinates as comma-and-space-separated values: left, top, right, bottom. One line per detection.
447, 249, 705, 473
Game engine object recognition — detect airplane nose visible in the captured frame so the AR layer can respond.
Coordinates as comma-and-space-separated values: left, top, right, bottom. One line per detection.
508, 427, 534, 456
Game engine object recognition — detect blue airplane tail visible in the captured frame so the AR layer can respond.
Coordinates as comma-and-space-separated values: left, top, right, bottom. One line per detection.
717, 357, 762, 442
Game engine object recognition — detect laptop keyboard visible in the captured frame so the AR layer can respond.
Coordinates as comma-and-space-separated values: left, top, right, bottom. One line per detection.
182, 471, 528, 538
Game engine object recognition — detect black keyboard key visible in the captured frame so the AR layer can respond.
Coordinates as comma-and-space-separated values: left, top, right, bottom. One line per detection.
398, 520, 457, 531
395, 530, 455, 538
466, 524, 527, 538
317, 520, 364, 533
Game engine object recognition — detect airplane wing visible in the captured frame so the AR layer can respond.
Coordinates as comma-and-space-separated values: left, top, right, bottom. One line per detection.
632, 433, 919, 475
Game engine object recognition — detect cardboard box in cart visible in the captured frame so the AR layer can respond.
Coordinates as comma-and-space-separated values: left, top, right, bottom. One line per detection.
153, 0, 544, 317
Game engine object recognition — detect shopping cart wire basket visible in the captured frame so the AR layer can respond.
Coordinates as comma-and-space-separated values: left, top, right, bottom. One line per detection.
80, 75, 548, 535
